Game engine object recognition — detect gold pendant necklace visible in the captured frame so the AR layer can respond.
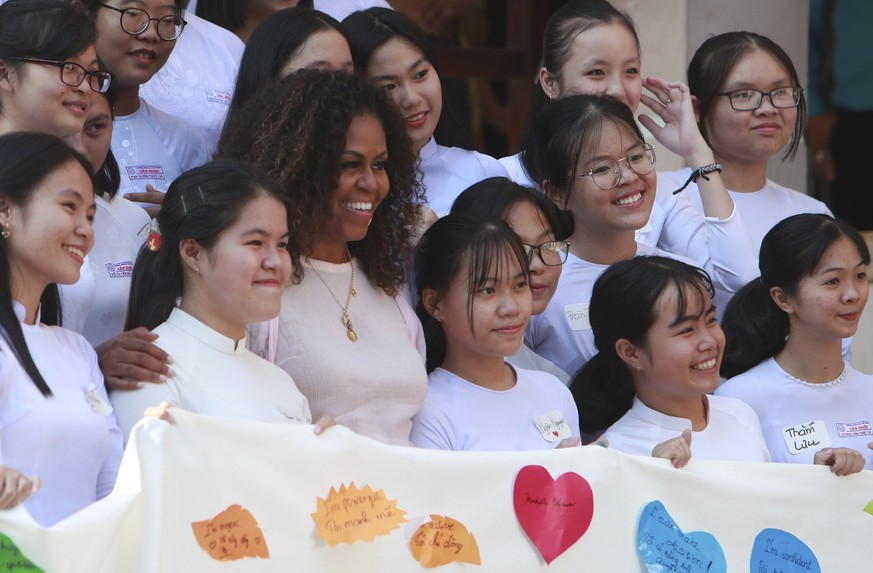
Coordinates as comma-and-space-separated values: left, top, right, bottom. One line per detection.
307, 246, 358, 342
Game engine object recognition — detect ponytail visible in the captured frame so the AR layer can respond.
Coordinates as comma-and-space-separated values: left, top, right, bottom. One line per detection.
126, 160, 284, 331
571, 352, 636, 435
721, 213, 870, 378
719, 279, 789, 379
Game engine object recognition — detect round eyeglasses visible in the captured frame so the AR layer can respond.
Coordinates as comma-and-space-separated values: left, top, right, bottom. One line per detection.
98, 3, 186, 41
522, 240, 570, 266
574, 142, 656, 190
12, 58, 113, 93
716, 87, 802, 111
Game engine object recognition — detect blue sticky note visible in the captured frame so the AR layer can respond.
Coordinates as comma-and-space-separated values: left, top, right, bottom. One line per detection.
637, 500, 727, 573
750, 528, 820, 573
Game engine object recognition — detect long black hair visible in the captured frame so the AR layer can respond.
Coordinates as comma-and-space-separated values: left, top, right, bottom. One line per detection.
414, 211, 531, 372
125, 160, 284, 331
720, 214, 870, 378
0, 132, 94, 397
342, 7, 474, 151
228, 6, 349, 119
571, 256, 715, 435
449, 176, 566, 240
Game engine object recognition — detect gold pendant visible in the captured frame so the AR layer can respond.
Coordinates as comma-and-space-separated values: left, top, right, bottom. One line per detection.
343, 314, 358, 342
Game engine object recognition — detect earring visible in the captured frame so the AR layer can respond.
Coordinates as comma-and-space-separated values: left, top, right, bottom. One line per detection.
634, 364, 642, 372
1, 223, 9, 239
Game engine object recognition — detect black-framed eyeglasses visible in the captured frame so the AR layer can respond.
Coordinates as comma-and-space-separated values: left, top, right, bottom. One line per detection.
522, 240, 570, 266
12, 58, 113, 93
98, 3, 186, 41
716, 86, 802, 111
573, 142, 656, 190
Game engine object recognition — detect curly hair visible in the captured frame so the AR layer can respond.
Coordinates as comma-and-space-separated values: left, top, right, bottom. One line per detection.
217, 69, 423, 295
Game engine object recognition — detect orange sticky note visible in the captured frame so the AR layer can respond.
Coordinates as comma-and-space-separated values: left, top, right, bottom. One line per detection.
191, 504, 270, 561
410, 515, 482, 568
311, 482, 407, 547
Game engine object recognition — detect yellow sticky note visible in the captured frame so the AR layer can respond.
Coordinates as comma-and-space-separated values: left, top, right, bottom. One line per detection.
410, 515, 482, 568
864, 499, 873, 516
191, 504, 270, 561
311, 482, 407, 547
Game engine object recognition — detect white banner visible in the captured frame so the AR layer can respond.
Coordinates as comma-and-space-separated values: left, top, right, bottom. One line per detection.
2, 409, 872, 572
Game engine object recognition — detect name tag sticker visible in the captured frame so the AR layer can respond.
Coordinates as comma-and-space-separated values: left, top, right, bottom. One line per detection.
782, 420, 831, 454
534, 410, 571, 443
126, 165, 165, 181
83, 383, 113, 416
564, 303, 591, 331
836, 420, 873, 438
205, 88, 232, 105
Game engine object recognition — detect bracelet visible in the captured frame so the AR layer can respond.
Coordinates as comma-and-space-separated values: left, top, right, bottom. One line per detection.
672, 163, 722, 195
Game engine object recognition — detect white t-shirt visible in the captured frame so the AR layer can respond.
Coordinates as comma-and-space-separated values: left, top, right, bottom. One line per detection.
140, 10, 244, 152
526, 244, 696, 377
410, 365, 580, 451
499, 153, 758, 299
111, 99, 212, 204
273, 258, 428, 446
659, 169, 832, 256
419, 138, 510, 216
0, 302, 123, 526
603, 395, 770, 463
81, 194, 150, 347
716, 357, 873, 469
110, 308, 311, 444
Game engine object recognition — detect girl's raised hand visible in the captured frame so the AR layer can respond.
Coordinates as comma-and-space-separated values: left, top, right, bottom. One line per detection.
651, 429, 693, 468
0, 467, 40, 510
814, 447, 866, 476
638, 77, 713, 168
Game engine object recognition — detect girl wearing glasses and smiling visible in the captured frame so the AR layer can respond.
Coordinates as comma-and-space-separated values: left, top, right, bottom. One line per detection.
449, 177, 572, 385
660, 31, 831, 254
525, 87, 729, 395
0, 0, 110, 143
84, 0, 210, 214
410, 212, 580, 451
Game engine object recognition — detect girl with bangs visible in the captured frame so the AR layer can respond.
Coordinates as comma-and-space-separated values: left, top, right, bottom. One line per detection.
575, 256, 769, 464
411, 212, 580, 451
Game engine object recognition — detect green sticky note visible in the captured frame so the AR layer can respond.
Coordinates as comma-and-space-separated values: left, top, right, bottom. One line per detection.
0, 532, 42, 572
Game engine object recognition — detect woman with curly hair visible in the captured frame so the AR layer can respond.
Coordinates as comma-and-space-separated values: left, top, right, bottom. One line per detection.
217, 69, 428, 446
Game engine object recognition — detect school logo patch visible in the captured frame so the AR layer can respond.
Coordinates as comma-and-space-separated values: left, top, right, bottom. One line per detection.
126, 165, 165, 180
205, 89, 232, 105
105, 261, 134, 278
835, 420, 873, 438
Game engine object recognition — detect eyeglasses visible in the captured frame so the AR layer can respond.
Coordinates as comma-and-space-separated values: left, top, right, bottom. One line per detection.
574, 142, 656, 190
716, 86, 802, 111
12, 58, 113, 93
98, 3, 186, 41
522, 240, 570, 266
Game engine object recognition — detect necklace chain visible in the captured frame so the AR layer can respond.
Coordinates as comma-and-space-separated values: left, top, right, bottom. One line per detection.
307, 246, 358, 342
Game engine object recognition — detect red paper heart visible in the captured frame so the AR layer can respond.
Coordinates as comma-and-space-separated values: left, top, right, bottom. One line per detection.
552, 431, 559, 437
513, 465, 594, 565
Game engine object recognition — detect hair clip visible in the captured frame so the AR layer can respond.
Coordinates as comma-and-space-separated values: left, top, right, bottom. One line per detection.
139, 218, 162, 251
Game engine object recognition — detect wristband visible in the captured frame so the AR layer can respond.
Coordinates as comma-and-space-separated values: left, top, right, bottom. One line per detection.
672, 163, 723, 195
